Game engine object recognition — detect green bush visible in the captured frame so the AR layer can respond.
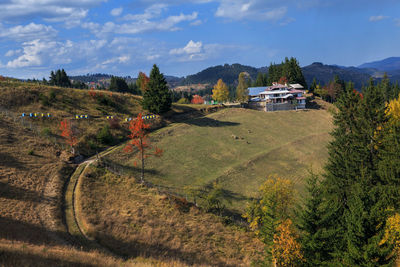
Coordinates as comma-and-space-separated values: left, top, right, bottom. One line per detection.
97, 95, 115, 107
39, 93, 50, 106
48, 89, 57, 101
41, 127, 52, 137
97, 125, 114, 145
177, 97, 190, 104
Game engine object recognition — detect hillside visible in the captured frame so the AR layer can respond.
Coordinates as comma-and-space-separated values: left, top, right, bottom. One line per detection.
183, 63, 262, 85
69, 57, 400, 91
302, 62, 372, 89
102, 108, 333, 213
0, 80, 265, 266
359, 57, 400, 71
75, 164, 264, 266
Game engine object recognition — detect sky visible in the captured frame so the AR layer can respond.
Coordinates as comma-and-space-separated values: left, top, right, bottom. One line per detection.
0, 0, 400, 79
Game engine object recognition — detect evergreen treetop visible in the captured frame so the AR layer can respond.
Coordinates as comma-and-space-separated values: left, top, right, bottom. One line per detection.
142, 64, 172, 114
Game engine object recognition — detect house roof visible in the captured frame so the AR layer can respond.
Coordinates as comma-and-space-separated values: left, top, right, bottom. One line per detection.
289, 83, 304, 89
248, 87, 267, 96
269, 84, 288, 90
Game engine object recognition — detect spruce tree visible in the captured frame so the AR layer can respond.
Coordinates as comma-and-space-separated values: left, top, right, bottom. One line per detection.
320, 80, 396, 265
142, 64, 172, 114
255, 72, 267, 86
309, 78, 317, 93
297, 173, 333, 266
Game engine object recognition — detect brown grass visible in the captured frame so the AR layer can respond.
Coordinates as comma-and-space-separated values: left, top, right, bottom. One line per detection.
78, 165, 265, 266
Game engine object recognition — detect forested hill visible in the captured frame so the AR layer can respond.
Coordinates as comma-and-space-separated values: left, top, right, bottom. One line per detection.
68, 58, 400, 90
302, 63, 372, 90
182, 63, 264, 85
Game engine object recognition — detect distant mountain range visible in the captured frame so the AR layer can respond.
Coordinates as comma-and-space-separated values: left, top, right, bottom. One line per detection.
70, 57, 400, 90
358, 57, 400, 71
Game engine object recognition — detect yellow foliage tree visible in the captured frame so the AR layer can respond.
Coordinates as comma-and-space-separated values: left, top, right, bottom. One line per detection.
381, 212, 400, 254
386, 93, 400, 121
272, 219, 304, 267
243, 175, 295, 260
212, 79, 229, 103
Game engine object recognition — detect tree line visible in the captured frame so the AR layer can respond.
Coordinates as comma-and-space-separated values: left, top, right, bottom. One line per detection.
244, 79, 400, 266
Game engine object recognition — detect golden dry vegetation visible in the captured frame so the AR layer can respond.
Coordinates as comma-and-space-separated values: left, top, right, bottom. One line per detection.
0, 80, 261, 266
77, 164, 265, 266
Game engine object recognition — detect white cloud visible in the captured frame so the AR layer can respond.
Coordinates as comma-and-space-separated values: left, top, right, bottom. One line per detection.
170, 40, 203, 55
85, 11, 198, 37
6, 39, 56, 68
101, 56, 130, 65
5, 50, 20, 57
111, 7, 123, 16
280, 17, 295, 26
394, 18, 400, 27
215, 0, 288, 21
0, 0, 105, 23
169, 40, 243, 62
190, 19, 203, 26
123, 4, 167, 21
0, 23, 57, 41
369, 15, 389, 22
147, 54, 160, 61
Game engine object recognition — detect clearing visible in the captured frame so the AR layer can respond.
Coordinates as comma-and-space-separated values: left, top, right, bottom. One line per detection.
102, 108, 334, 213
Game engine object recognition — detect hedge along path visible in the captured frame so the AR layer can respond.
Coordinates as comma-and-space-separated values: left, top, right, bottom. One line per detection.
64, 145, 122, 257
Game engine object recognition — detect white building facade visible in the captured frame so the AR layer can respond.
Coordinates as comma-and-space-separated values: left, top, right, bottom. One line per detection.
248, 83, 306, 111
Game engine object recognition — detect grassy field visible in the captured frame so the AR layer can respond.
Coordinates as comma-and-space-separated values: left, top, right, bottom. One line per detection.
103, 108, 334, 213
77, 165, 264, 266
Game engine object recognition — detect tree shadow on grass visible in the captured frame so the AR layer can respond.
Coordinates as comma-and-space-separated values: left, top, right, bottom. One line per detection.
0, 249, 94, 267
100, 159, 160, 177
0, 217, 70, 247
306, 99, 322, 110
0, 216, 237, 266
166, 105, 240, 128
95, 232, 236, 267
0, 181, 56, 203
182, 117, 240, 127
0, 152, 27, 170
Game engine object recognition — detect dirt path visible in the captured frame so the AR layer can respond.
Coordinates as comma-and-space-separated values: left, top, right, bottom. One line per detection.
64, 146, 123, 257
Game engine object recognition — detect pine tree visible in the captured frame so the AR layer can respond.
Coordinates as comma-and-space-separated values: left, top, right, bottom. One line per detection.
320, 80, 396, 265
236, 72, 249, 103
142, 64, 172, 114
109, 76, 129, 92
297, 173, 333, 266
309, 78, 317, 93
255, 72, 267, 86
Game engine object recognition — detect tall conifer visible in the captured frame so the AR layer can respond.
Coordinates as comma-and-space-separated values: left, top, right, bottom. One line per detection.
142, 64, 172, 114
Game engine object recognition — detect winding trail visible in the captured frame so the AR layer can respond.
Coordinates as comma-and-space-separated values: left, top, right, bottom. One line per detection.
64, 145, 121, 256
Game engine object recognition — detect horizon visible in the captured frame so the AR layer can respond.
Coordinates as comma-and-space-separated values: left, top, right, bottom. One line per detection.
0, 0, 400, 79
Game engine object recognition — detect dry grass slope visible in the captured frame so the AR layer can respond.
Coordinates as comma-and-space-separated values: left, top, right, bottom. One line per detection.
78, 165, 265, 266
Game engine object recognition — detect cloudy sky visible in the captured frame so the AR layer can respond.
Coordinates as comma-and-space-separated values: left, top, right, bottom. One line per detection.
0, 0, 399, 79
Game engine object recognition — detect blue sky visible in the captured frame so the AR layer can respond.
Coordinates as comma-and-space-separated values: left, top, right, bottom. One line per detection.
0, 0, 399, 79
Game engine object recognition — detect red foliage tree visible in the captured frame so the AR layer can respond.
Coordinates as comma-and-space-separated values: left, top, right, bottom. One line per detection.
353, 89, 364, 99
324, 82, 343, 103
278, 76, 288, 85
137, 72, 150, 93
123, 113, 163, 183
89, 87, 96, 98
60, 119, 78, 154
191, 94, 204, 104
